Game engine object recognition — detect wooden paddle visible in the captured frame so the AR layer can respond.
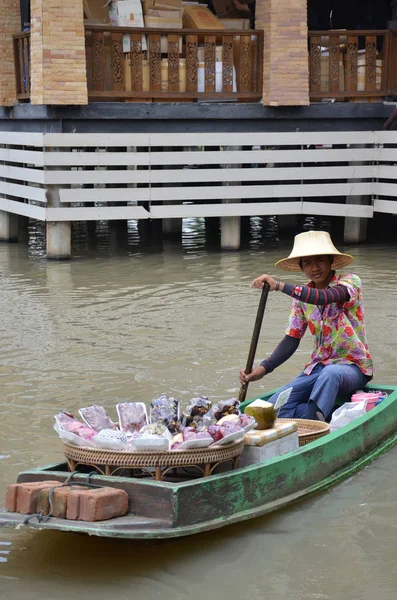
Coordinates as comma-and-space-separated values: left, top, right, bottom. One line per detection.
238, 282, 270, 403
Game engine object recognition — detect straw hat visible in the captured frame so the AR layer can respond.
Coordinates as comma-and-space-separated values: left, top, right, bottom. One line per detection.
275, 231, 354, 272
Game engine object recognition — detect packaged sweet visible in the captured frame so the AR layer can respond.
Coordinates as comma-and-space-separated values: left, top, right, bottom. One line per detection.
213, 398, 240, 420
117, 402, 148, 433
208, 421, 243, 443
78, 405, 116, 432
150, 394, 180, 433
182, 396, 212, 428
93, 428, 129, 450
140, 423, 172, 440
238, 414, 256, 429
54, 412, 97, 441
171, 433, 184, 450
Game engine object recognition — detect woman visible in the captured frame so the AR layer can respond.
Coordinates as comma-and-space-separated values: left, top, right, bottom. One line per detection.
239, 230, 373, 421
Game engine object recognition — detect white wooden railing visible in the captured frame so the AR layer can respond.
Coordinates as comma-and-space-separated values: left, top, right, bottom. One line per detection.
0, 131, 397, 222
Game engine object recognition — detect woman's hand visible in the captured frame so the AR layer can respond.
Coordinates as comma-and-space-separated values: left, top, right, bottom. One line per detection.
239, 365, 266, 385
250, 274, 281, 291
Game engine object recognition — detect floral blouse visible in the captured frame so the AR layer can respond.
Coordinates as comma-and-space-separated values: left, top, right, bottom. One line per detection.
285, 273, 373, 377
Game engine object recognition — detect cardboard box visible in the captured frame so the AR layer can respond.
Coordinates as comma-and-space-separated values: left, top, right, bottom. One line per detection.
145, 0, 182, 8
109, 0, 144, 27
144, 14, 182, 27
210, 0, 241, 19
219, 17, 250, 30
145, 7, 183, 17
83, 0, 111, 22
183, 5, 224, 29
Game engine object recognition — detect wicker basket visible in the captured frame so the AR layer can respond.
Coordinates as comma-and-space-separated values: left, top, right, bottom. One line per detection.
63, 439, 244, 480
276, 418, 330, 446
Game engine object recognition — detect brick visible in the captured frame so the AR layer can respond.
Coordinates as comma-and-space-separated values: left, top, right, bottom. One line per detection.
77, 488, 129, 522
5, 481, 60, 514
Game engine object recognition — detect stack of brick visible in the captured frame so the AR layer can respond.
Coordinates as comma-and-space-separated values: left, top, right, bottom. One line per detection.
0, 0, 21, 106
30, 0, 88, 104
256, 0, 309, 106
5, 481, 129, 522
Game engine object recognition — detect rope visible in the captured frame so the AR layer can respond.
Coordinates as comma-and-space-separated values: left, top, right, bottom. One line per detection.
23, 471, 103, 525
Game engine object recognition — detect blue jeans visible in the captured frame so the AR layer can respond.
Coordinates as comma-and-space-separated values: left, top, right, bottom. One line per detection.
268, 363, 371, 420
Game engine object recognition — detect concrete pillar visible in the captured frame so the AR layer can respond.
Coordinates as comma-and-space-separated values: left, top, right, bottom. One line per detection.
344, 201, 369, 243
221, 215, 241, 250
0, 0, 20, 105
46, 179, 71, 260
221, 145, 241, 251
344, 145, 368, 243
256, 0, 309, 106
30, 0, 88, 105
0, 210, 18, 242
46, 222, 72, 259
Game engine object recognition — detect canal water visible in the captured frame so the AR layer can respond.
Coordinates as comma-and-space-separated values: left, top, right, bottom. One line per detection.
1, 217, 397, 600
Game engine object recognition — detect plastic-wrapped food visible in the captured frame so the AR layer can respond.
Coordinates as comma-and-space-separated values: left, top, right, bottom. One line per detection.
78, 405, 116, 432
208, 421, 243, 443
171, 433, 184, 450
213, 398, 240, 420
117, 402, 147, 433
93, 428, 129, 450
140, 423, 172, 440
54, 412, 97, 441
182, 396, 212, 428
171, 428, 213, 450
150, 394, 180, 433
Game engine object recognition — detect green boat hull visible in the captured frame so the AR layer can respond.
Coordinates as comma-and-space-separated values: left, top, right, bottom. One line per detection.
1, 384, 396, 539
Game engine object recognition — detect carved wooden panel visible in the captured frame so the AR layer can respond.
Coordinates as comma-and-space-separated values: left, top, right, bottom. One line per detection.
328, 36, 340, 93
239, 35, 252, 92
309, 36, 321, 92
186, 35, 198, 92
92, 32, 105, 91
222, 35, 233, 93
346, 36, 358, 93
148, 34, 161, 92
168, 34, 180, 93
365, 36, 377, 91
131, 33, 143, 92
111, 32, 124, 91
204, 35, 216, 92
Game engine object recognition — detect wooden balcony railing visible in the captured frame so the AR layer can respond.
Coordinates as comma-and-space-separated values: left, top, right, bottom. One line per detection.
309, 29, 397, 99
12, 28, 397, 104
13, 31, 30, 101
84, 25, 263, 101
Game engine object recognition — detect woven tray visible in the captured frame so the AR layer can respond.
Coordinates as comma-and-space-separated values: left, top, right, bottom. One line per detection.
276, 418, 330, 446
63, 439, 244, 476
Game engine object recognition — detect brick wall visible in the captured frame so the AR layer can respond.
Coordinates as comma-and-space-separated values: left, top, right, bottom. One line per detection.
30, 0, 88, 105
256, 0, 309, 106
0, 0, 21, 106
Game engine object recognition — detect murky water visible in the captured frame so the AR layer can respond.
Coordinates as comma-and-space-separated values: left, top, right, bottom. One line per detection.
1, 217, 397, 600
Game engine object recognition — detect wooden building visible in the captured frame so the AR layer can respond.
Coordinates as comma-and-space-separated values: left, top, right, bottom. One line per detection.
0, 0, 397, 258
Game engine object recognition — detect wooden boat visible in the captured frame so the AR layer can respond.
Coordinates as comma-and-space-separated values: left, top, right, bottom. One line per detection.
1, 383, 396, 539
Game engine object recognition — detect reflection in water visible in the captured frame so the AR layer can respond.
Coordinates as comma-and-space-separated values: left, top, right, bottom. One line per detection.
1, 218, 397, 599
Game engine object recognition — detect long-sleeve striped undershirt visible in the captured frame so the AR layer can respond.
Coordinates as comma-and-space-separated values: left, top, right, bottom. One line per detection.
260, 281, 350, 374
